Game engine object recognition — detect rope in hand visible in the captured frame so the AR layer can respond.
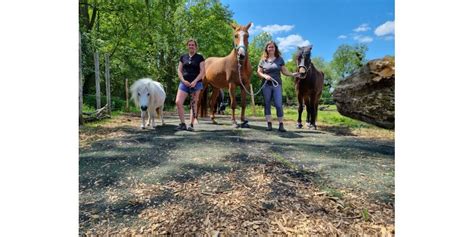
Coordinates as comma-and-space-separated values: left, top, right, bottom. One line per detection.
237, 60, 279, 97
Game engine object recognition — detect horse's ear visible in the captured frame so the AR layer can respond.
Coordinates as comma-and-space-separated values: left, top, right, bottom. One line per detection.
297, 46, 302, 50
246, 22, 253, 30
231, 22, 238, 30
308, 44, 313, 50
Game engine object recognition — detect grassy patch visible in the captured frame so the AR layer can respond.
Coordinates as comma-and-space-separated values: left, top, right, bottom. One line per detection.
224, 104, 374, 128
322, 187, 344, 199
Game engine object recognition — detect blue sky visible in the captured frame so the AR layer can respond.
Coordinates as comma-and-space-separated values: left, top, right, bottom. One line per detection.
221, 0, 394, 62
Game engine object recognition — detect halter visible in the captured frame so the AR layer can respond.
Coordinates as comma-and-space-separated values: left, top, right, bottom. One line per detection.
298, 54, 312, 79
234, 44, 247, 52
233, 43, 247, 63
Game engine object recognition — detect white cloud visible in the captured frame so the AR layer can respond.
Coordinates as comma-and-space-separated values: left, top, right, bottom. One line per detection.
353, 23, 371, 32
337, 35, 347, 39
249, 24, 294, 35
374, 21, 395, 36
353, 35, 373, 43
384, 35, 394, 41
276, 34, 311, 52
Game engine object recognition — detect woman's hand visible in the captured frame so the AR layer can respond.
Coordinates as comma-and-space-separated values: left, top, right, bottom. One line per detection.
264, 74, 272, 81
190, 80, 197, 88
182, 80, 191, 87
292, 72, 300, 78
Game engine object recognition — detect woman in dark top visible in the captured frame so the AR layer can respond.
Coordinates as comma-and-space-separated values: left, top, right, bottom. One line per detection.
175, 39, 206, 131
257, 41, 299, 132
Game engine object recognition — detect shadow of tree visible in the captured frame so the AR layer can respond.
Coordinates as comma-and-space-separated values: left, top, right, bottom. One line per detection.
79, 118, 394, 235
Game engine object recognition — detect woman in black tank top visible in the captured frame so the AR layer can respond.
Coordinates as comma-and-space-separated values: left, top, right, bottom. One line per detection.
175, 39, 206, 131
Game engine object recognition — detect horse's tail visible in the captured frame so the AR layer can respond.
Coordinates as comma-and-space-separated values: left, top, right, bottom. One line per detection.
199, 83, 209, 118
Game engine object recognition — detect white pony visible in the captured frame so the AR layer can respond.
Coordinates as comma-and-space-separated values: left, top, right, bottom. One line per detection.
130, 78, 166, 129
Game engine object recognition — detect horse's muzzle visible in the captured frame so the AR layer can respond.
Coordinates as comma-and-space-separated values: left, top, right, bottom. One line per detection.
298, 66, 307, 79
141, 106, 148, 111
238, 54, 245, 60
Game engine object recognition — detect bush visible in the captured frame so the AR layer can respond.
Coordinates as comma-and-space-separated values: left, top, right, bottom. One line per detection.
83, 94, 126, 111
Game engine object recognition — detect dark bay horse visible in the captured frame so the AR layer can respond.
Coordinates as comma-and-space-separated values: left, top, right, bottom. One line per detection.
198, 22, 252, 128
294, 45, 324, 129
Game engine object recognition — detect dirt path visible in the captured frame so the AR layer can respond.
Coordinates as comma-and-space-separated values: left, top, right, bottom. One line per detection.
80, 114, 394, 235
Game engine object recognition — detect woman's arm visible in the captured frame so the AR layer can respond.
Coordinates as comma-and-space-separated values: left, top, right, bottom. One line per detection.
191, 61, 206, 87
281, 65, 297, 77
257, 66, 272, 80
178, 62, 190, 87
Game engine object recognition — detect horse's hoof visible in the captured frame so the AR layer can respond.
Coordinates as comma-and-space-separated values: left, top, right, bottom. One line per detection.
141, 126, 146, 129
241, 120, 250, 128
296, 123, 303, 129
211, 119, 218, 124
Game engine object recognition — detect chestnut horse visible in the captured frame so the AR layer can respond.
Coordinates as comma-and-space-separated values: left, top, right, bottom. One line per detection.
294, 45, 324, 129
198, 22, 252, 128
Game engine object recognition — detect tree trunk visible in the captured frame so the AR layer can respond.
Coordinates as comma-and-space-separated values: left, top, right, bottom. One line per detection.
94, 51, 101, 109
333, 57, 395, 129
79, 32, 84, 125
105, 54, 111, 114
125, 78, 129, 112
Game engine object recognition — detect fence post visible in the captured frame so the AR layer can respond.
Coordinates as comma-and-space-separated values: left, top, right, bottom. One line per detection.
125, 78, 129, 112
250, 84, 256, 117
105, 54, 111, 114
94, 51, 101, 109
79, 32, 84, 125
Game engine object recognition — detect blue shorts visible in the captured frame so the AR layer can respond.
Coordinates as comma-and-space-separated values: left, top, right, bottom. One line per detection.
178, 81, 204, 94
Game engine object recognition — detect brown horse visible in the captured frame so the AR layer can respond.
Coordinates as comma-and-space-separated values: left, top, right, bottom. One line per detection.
294, 45, 324, 129
198, 22, 253, 128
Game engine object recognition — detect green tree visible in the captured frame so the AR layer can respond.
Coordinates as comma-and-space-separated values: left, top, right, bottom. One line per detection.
331, 44, 368, 82
281, 54, 297, 104
312, 57, 337, 104
175, 0, 234, 58
79, 0, 236, 106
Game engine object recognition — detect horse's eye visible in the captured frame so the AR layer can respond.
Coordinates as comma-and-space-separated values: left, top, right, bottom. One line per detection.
147, 93, 150, 96
235, 35, 238, 38
138, 93, 140, 96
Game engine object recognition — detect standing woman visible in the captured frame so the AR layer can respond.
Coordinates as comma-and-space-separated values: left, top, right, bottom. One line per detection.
175, 39, 206, 131
257, 41, 299, 132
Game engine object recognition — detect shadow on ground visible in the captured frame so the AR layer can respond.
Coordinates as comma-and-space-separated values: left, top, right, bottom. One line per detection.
79, 115, 394, 235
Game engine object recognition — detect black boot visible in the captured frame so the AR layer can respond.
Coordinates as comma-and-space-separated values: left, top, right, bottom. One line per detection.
175, 123, 187, 131
278, 122, 286, 132
266, 122, 272, 131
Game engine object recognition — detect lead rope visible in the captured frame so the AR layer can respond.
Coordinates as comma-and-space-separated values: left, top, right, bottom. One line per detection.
237, 60, 279, 97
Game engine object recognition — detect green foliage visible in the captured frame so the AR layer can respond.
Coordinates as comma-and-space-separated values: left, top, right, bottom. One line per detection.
83, 95, 127, 111
282, 58, 297, 102
323, 187, 344, 199
79, 0, 234, 107
223, 105, 373, 128
362, 208, 371, 222
331, 44, 368, 82
176, 0, 234, 58
311, 57, 337, 104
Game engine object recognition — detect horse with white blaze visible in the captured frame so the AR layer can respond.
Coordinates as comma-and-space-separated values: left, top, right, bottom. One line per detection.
130, 78, 166, 129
